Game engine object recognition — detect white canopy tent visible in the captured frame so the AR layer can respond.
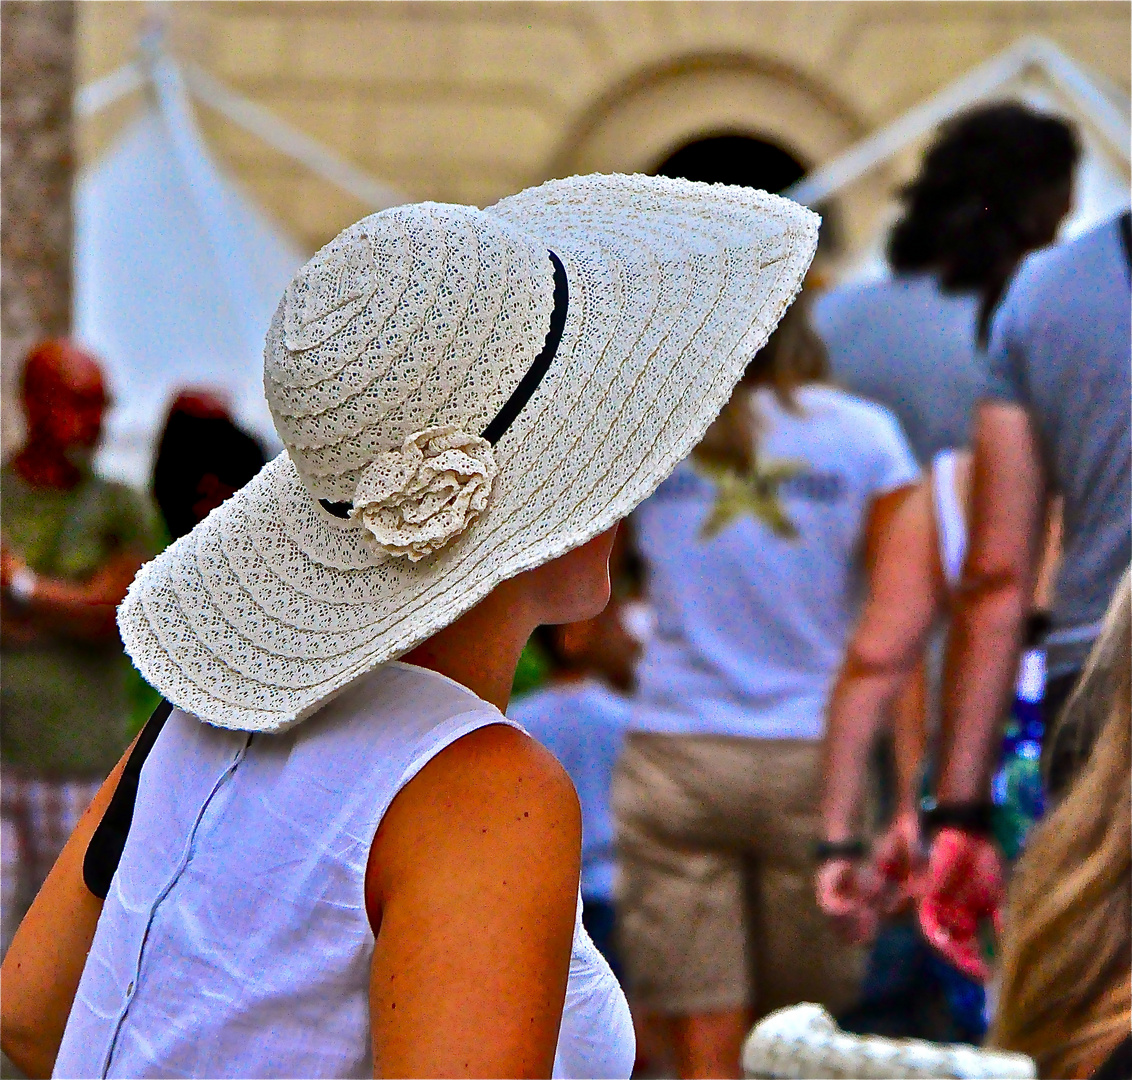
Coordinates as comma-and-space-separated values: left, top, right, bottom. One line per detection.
785, 37, 1132, 282
74, 37, 404, 488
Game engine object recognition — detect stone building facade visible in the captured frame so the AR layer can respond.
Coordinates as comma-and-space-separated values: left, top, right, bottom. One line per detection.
6, 4, 1126, 455
77, 1, 1130, 256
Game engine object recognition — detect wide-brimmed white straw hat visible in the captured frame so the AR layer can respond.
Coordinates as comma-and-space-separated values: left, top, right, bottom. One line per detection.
119, 174, 818, 732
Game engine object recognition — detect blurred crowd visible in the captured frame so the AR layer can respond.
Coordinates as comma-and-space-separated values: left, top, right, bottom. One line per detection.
2, 101, 1129, 1080
0, 354, 266, 959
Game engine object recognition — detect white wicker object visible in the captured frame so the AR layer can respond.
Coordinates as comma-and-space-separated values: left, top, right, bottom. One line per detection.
742, 1004, 1036, 1080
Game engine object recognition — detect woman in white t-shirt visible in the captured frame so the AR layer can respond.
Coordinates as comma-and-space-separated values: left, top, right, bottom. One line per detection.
614, 297, 919, 1078
0, 177, 820, 1079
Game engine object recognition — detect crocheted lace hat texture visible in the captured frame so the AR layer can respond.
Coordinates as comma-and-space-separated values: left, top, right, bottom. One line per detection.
119, 174, 819, 732
742, 1004, 1035, 1079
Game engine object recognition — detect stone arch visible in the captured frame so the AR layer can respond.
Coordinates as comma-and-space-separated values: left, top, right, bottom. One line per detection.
549, 53, 885, 256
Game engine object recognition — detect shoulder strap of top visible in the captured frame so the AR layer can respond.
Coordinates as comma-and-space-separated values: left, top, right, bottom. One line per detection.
1119, 211, 1131, 280
931, 450, 967, 588
83, 699, 173, 899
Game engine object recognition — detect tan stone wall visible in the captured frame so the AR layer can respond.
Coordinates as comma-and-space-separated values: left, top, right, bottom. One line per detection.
3, 0, 76, 451
76, 1, 1131, 255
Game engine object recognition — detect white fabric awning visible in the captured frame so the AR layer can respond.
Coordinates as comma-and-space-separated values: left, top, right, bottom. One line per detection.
74, 42, 404, 487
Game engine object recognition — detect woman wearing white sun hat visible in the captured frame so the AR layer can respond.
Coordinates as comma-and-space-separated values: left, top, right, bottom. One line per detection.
0, 174, 817, 1079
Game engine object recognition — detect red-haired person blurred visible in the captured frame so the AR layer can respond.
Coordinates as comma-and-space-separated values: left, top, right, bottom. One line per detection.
1, 340, 160, 956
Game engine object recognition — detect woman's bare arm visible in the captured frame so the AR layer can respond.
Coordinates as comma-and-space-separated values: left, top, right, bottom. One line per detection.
366, 723, 582, 1079
892, 658, 929, 819
819, 482, 940, 844
0, 736, 137, 1078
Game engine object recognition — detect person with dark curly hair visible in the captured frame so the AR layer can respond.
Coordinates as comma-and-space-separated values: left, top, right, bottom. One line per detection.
151, 389, 267, 542
814, 103, 1078, 464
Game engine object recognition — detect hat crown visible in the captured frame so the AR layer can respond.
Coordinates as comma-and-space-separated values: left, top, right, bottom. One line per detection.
265, 203, 555, 503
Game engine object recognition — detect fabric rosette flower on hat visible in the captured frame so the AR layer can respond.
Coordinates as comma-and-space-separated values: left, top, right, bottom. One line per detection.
348, 426, 498, 562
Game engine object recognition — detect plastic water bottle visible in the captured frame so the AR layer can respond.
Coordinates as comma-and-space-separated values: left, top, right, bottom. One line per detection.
991, 646, 1046, 859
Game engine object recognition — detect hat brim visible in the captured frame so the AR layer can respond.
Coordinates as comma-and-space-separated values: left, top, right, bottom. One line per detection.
119, 175, 819, 731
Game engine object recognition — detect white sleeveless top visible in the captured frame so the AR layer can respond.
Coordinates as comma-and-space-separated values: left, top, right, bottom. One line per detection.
55, 662, 634, 1079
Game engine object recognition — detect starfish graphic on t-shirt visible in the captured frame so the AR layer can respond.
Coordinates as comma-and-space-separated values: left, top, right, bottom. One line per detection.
693, 455, 806, 540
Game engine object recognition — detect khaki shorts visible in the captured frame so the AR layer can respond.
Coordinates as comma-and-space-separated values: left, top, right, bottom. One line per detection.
613, 732, 864, 1017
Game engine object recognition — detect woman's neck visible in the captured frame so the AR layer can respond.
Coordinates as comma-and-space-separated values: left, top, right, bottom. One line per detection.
401, 579, 535, 713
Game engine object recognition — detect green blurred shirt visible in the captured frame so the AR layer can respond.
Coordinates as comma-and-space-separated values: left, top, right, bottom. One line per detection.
1, 465, 161, 776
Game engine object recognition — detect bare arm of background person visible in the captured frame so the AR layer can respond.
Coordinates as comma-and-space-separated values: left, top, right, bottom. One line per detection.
937, 402, 1046, 803
871, 656, 930, 912
1, 541, 144, 644
892, 659, 929, 827
816, 480, 935, 938
0, 738, 137, 1077
367, 723, 582, 1078
819, 481, 938, 844
920, 403, 1047, 982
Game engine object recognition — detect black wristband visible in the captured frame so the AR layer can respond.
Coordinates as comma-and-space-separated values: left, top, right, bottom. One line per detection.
919, 798, 995, 839
813, 839, 867, 864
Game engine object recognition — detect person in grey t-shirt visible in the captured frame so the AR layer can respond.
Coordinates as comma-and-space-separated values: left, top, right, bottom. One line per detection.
921, 212, 1131, 977
815, 104, 1079, 465
814, 274, 981, 465
987, 214, 1132, 689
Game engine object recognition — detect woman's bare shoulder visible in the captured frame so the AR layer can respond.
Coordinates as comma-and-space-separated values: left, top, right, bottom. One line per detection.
393, 722, 579, 832
366, 723, 581, 1077
366, 723, 581, 922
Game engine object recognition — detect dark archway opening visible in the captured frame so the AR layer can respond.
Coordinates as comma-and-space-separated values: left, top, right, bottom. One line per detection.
653, 133, 806, 194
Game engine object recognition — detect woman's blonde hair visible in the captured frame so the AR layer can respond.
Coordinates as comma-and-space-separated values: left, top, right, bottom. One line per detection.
989, 571, 1131, 1079
692, 291, 828, 474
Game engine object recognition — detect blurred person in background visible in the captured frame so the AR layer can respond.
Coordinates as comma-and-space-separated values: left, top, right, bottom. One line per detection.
0, 340, 160, 956
152, 388, 267, 542
814, 103, 1078, 465
922, 209, 1132, 979
614, 297, 919, 1078
989, 571, 1130, 1080
508, 548, 641, 981
815, 446, 1061, 1036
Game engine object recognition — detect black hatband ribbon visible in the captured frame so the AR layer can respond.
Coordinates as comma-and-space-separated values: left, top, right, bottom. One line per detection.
480, 250, 568, 445
320, 250, 568, 519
